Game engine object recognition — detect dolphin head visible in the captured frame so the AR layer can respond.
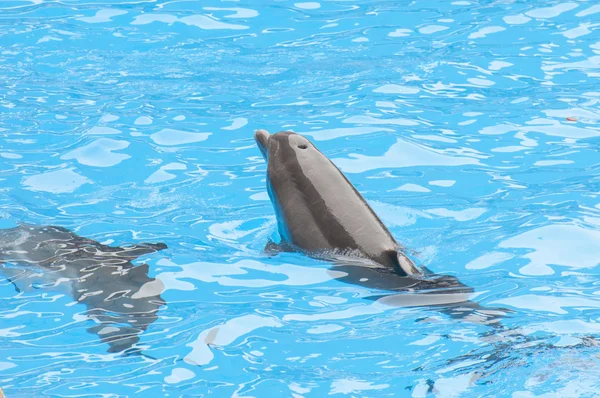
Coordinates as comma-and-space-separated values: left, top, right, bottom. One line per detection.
254, 129, 328, 246
254, 129, 316, 163
254, 129, 271, 160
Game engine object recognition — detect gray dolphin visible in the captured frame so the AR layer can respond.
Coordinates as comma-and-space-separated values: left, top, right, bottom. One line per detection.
255, 130, 507, 321
0, 224, 167, 354
254, 130, 420, 274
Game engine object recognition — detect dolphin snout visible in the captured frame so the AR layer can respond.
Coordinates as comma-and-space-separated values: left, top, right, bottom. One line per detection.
254, 129, 270, 160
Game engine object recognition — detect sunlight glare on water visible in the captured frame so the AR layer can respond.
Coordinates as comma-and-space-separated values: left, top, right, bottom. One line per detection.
1, 0, 600, 396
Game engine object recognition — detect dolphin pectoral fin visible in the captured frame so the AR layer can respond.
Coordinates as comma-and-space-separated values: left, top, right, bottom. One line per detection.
126, 263, 152, 284
264, 239, 283, 256
264, 239, 292, 256
394, 251, 423, 277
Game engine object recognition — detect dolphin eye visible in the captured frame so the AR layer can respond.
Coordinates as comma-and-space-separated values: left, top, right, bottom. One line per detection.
298, 144, 307, 149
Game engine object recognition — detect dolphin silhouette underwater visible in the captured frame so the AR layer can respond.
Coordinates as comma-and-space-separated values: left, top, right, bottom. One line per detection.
0, 224, 167, 354
255, 129, 507, 320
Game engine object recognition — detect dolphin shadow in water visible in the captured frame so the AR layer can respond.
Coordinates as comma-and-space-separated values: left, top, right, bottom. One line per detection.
0, 224, 167, 354
328, 261, 509, 324
255, 130, 510, 324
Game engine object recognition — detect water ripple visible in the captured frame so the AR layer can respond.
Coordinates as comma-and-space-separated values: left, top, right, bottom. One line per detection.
1, 0, 600, 396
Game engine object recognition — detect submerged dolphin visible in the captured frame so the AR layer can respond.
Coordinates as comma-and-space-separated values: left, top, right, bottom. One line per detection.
0, 224, 167, 354
254, 130, 505, 320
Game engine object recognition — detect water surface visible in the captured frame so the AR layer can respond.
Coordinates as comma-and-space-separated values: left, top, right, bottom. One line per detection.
1, 0, 600, 396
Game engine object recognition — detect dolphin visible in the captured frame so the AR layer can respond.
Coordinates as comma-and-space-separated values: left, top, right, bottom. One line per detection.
254, 130, 507, 321
254, 130, 420, 274
0, 224, 167, 354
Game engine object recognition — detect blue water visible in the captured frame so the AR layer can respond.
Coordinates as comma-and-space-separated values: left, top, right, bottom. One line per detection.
1, 0, 600, 396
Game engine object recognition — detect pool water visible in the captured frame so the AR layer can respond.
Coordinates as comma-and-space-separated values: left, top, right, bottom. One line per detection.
1, 0, 600, 396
